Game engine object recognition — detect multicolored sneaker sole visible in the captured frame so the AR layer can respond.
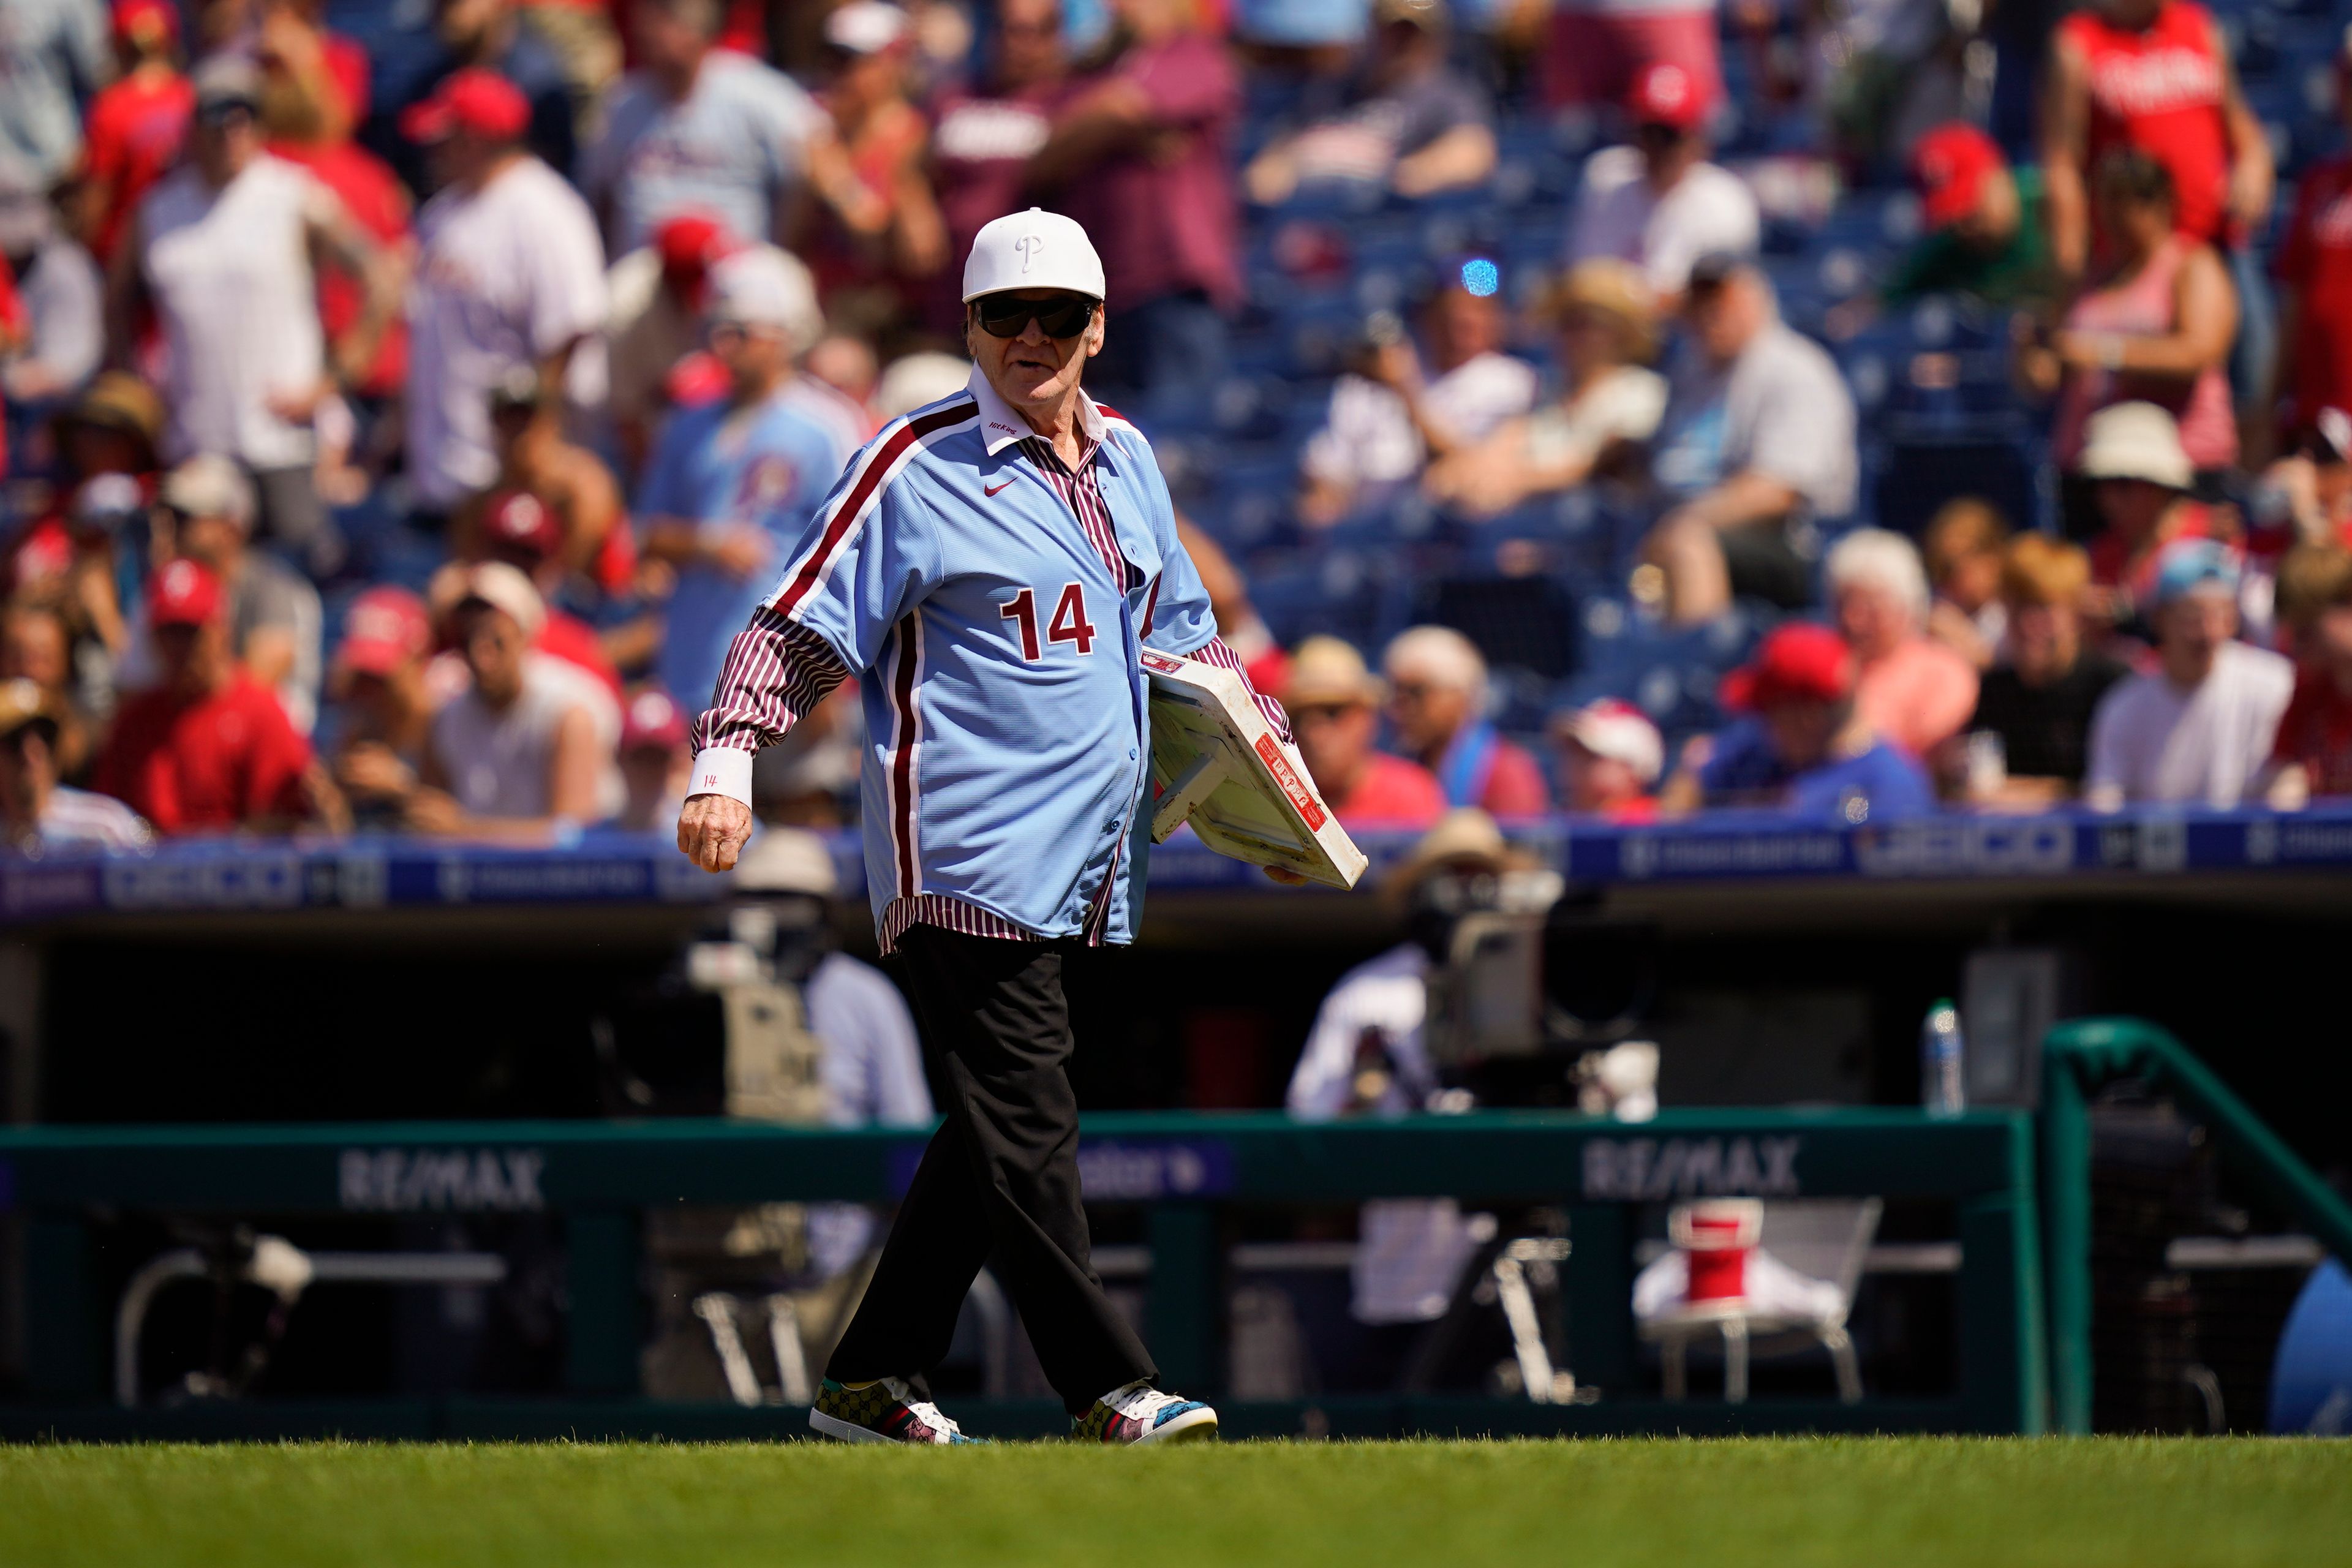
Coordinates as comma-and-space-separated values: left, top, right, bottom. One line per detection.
1071, 1392, 1219, 1446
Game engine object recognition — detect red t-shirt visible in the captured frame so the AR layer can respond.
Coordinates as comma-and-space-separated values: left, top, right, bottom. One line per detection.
1478, 736, 1555, 818
537, 612, 624, 702
81, 70, 195, 265
0, 256, 19, 481
2272, 670, 2352, 797
1332, 752, 1448, 827
269, 139, 413, 396
2277, 156, 2352, 429
323, 32, 372, 126
96, 676, 314, 834
1055, 34, 1242, 311
2061, 1, 2233, 249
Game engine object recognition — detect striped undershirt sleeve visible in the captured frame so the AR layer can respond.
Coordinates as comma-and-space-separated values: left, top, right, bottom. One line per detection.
688, 606, 853, 758
1191, 633, 1293, 745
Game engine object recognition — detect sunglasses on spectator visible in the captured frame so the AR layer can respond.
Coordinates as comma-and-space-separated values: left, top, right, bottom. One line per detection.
1292, 702, 1362, 725
973, 292, 1098, 339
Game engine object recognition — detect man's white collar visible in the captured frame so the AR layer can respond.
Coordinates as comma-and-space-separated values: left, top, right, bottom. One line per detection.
967, 364, 1106, 456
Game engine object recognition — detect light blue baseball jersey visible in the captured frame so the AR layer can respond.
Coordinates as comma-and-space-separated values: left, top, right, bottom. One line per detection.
690, 371, 1224, 945
639, 384, 854, 712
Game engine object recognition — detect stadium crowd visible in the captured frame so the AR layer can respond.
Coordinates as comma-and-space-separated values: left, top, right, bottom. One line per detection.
9, 0, 2352, 854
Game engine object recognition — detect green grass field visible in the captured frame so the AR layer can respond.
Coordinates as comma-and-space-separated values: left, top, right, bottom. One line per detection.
5, 1438, 2350, 1567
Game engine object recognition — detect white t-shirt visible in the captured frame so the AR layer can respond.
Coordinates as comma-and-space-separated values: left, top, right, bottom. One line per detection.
1286, 943, 1485, 1325
429, 660, 591, 820
2085, 640, 2295, 807
405, 157, 610, 507
139, 156, 334, 470
584, 53, 829, 254
1523, 363, 1670, 471
1567, 146, 1761, 295
1301, 350, 1539, 489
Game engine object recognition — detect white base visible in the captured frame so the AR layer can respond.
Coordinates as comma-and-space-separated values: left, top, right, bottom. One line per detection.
809, 1406, 901, 1444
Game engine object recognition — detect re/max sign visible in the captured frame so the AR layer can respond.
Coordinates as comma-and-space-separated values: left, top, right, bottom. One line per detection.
339, 1148, 548, 1212
1579, 1136, 1801, 1200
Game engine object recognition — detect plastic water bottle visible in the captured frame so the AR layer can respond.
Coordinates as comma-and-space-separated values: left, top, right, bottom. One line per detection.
1921, 999, 1966, 1118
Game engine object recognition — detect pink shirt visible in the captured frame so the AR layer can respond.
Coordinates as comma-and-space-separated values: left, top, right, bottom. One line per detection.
2053, 235, 2237, 471
1856, 636, 1981, 758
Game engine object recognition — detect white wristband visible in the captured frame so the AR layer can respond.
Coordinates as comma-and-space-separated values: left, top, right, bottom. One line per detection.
686, 747, 755, 807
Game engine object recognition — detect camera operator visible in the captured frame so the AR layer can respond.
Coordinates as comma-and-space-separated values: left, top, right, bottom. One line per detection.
1286, 809, 1515, 1389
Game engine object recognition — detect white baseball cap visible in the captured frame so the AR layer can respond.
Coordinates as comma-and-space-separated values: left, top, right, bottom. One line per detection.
706, 248, 821, 345
962, 207, 1106, 304
1553, 698, 1664, 785
824, 1, 910, 55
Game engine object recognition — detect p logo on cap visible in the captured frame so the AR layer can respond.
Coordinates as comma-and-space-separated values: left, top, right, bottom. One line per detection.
1015, 233, 1046, 273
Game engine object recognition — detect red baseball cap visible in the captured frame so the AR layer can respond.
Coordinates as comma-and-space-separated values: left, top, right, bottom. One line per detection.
484, 489, 563, 564
148, 559, 223, 628
654, 212, 741, 307
622, 688, 690, 752
112, 0, 178, 48
1912, 123, 2005, 230
336, 586, 431, 677
1719, 624, 1856, 712
399, 68, 530, 143
1626, 62, 1706, 134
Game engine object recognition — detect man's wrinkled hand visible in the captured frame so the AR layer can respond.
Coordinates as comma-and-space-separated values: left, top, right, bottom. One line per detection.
677, 793, 755, 872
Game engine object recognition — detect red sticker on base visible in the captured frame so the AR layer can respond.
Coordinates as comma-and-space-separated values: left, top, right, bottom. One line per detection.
1255, 734, 1325, 830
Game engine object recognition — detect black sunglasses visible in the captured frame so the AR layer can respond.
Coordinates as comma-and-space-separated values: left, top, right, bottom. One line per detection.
973, 292, 1098, 339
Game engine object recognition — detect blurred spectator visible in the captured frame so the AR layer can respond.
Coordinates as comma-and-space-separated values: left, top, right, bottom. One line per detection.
1382, 625, 1550, 815
94, 559, 342, 834
1542, 0, 1721, 121
1550, 698, 1663, 820
2043, 0, 2262, 259
0, 165, 104, 407
2042, 0, 2272, 418
462, 489, 627, 698
2085, 540, 2292, 808
1664, 622, 1935, 819
109, 56, 398, 557
1281, 635, 1446, 825
412, 562, 611, 840
1424, 260, 1664, 517
401, 68, 609, 522
2021, 151, 2236, 483
799, 332, 884, 440
583, 0, 863, 255
615, 685, 692, 830
323, 585, 439, 824
636, 249, 856, 712
0, 677, 151, 853
873, 350, 972, 420
1826, 529, 1978, 758
381, 0, 578, 195
1812, 0, 1967, 170
1297, 274, 1536, 527
1175, 513, 1287, 696
928, 0, 1068, 333
1920, 498, 2013, 671
1286, 807, 1507, 1387
1882, 123, 2057, 313
1028, 0, 1242, 402
0, 0, 108, 189
2273, 46, 2352, 447
156, 454, 323, 734
511, 0, 622, 115
245, 0, 373, 148
2248, 413, 2352, 563
74, 0, 193, 267
2073, 401, 2226, 630
1566, 63, 1758, 301
799, 2, 949, 330
451, 368, 624, 590
1, 601, 94, 777
1243, 0, 1495, 206
1959, 534, 2129, 806
2266, 570, 2352, 805
1643, 255, 1856, 624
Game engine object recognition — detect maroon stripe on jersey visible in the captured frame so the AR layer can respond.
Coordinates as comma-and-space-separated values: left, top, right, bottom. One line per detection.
888, 611, 922, 897
879, 894, 1035, 954
773, 399, 974, 620
688, 608, 850, 756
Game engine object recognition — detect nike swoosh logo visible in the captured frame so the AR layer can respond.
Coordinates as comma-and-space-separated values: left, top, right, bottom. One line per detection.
984, 478, 1015, 497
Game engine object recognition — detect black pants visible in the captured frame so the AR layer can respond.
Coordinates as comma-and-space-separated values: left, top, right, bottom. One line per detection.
826, 925, 1155, 1413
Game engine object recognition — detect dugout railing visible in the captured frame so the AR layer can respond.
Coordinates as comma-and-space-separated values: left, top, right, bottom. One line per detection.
0, 1108, 2046, 1439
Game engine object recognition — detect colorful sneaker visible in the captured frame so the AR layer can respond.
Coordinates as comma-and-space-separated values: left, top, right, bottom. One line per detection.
1072, 1379, 1219, 1446
809, 1377, 982, 1445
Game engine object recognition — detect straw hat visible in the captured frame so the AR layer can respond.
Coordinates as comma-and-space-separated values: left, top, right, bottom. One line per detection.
1537, 260, 1659, 363
1280, 636, 1382, 709
2076, 401, 2193, 490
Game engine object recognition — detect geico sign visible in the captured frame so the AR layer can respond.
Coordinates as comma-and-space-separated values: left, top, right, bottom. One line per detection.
1852, 818, 2074, 877
1580, 1136, 1802, 1200
339, 1148, 547, 1212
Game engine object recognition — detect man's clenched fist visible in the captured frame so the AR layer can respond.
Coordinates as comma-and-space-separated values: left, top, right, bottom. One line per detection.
677, 793, 755, 872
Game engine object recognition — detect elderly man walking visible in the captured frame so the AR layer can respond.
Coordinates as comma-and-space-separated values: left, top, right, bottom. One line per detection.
676, 209, 1290, 1445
